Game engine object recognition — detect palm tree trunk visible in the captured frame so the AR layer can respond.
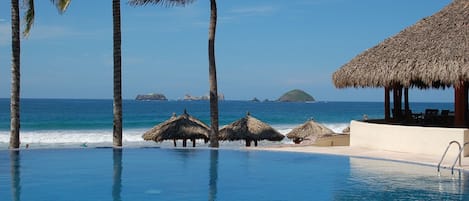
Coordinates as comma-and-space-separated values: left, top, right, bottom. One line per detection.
208, 0, 219, 148
10, 0, 21, 149
113, 0, 123, 147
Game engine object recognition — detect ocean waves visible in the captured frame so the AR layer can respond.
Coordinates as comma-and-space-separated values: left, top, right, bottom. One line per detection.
0, 123, 350, 149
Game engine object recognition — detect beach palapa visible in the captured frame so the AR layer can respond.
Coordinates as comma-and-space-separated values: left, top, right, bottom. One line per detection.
286, 119, 335, 144
332, 0, 469, 126
219, 112, 284, 147
142, 109, 209, 147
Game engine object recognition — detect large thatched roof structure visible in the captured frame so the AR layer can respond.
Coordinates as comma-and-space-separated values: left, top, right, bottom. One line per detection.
142, 110, 209, 147
333, 0, 469, 89
219, 112, 284, 147
286, 119, 335, 144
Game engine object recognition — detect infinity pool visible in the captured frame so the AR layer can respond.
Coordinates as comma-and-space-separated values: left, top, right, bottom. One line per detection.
0, 148, 467, 201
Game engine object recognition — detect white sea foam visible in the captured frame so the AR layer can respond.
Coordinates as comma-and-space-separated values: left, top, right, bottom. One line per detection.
272, 123, 349, 134
0, 123, 350, 149
0, 129, 156, 149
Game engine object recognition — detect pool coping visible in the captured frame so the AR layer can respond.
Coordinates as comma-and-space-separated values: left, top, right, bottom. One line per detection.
249, 145, 469, 173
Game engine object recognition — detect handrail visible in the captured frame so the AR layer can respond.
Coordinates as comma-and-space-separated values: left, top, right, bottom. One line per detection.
438, 141, 461, 173
450, 142, 469, 174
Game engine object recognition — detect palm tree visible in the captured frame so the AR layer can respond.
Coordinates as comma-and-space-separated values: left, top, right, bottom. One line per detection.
207, 0, 219, 147
9, 0, 70, 149
129, 0, 220, 147
113, 0, 123, 147
9, 0, 21, 150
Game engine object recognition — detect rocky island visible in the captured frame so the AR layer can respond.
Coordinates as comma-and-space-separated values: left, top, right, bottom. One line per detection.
135, 93, 167, 101
183, 93, 225, 101
278, 89, 315, 102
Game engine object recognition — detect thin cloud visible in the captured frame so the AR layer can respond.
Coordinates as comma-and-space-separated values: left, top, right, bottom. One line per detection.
28, 24, 100, 40
0, 23, 9, 46
0, 24, 97, 46
229, 5, 276, 17
0, 18, 6, 22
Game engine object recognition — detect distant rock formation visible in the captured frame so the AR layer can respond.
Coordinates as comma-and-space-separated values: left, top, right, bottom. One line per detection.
278, 89, 315, 102
251, 97, 260, 102
183, 93, 225, 101
136, 93, 167, 101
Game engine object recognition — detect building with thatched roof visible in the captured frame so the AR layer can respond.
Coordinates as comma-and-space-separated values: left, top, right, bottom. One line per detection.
333, 0, 469, 127
142, 110, 209, 147
286, 119, 335, 144
332, 0, 469, 157
219, 112, 284, 147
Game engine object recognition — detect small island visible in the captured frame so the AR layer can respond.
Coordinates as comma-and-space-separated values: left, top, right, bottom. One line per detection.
135, 93, 167, 101
277, 89, 315, 102
183, 93, 225, 101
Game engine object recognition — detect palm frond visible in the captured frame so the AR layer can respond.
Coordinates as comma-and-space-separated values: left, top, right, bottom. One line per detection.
22, 0, 35, 37
128, 0, 195, 7
50, 0, 71, 14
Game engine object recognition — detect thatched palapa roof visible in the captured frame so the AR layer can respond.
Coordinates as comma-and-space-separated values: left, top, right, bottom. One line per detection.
333, 0, 469, 89
219, 112, 284, 142
286, 119, 335, 143
142, 110, 209, 142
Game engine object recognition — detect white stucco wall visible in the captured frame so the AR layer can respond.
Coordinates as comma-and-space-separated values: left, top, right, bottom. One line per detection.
350, 120, 469, 157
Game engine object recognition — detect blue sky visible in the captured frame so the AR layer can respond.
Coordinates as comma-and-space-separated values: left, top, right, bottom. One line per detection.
0, 0, 454, 101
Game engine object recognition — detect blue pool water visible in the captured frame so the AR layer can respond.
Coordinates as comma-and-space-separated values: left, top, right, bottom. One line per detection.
0, 148, 467, 201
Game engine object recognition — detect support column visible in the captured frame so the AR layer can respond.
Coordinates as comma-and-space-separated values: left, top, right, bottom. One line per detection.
454, 81, 467, 127
404, 87, 410, 118
465, 82, 469, 123
398, 86, 403, 119
392, 85, 403, 120
393, 87, 398, 119
385, 87, 390, 121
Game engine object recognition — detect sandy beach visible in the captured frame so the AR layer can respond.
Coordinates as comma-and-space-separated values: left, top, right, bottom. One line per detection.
252, 144, 469, 172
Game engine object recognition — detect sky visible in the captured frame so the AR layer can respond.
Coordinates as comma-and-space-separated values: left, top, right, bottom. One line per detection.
0, 0, 455, 102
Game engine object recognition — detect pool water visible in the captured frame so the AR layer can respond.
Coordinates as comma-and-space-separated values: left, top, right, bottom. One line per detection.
0, 148, 468, 201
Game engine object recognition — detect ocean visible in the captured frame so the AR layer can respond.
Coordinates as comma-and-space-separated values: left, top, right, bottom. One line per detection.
0, 98, 453, 149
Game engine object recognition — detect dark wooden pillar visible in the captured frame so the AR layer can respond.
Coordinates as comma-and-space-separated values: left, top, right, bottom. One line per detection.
385, 87, 391, 121
392, 85, 403, 120
183, 139, 187, 147
465, 82, 469, 123
192, 139, 196, 147
173, 139, 177, 147
393, 87, 398, 119
454, 81, 467, 127
398, 86, 403, 118
245, 139, 251, 147
404, 87, 410, 118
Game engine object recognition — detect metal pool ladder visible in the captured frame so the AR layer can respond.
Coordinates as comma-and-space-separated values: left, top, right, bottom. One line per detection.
438, 141, 469, 174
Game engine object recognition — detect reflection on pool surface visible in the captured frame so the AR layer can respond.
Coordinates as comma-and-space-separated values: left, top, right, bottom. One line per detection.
0, 148, 468, 201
